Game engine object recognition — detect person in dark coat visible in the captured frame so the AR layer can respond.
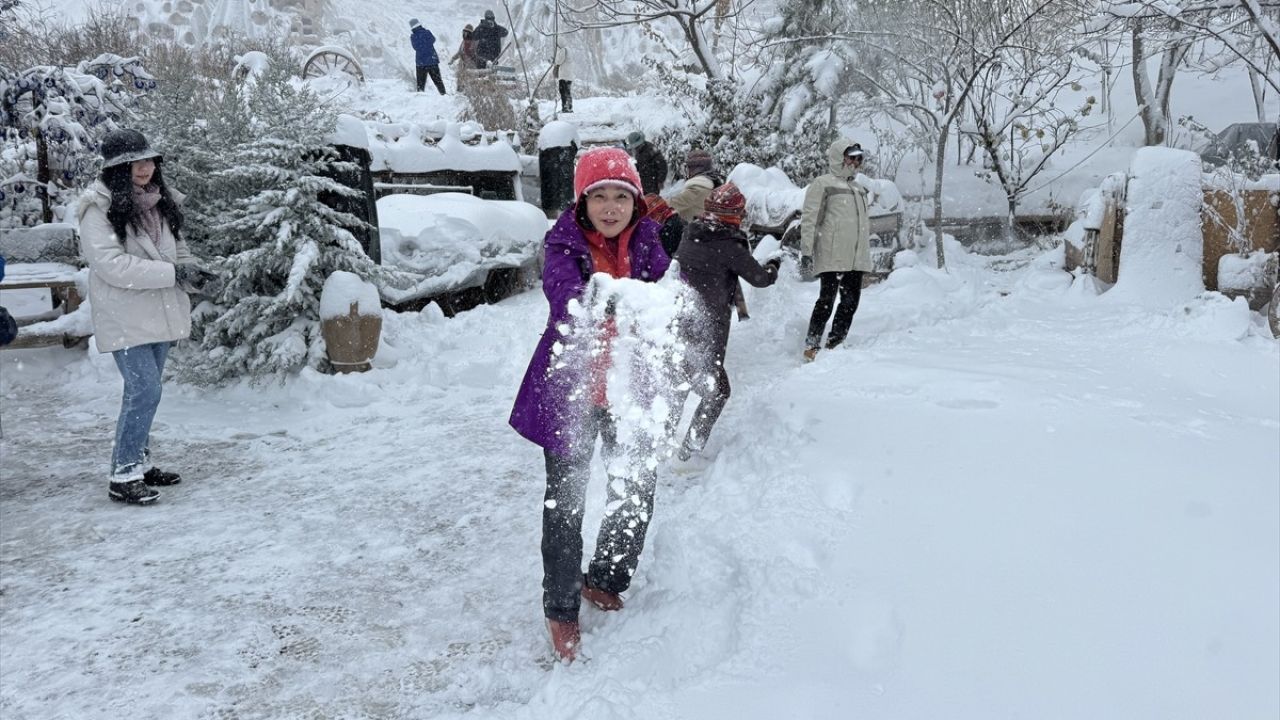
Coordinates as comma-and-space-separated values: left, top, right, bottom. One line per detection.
624, 131, 668, 195
409, 18, 446, 95
509, 147, 671, 663
472, 10, 509, 68
671, 182, 781, 460
643, 192, 685, 259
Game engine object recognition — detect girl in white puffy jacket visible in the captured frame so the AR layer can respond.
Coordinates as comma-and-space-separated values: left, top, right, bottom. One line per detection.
78, 129, 217, 505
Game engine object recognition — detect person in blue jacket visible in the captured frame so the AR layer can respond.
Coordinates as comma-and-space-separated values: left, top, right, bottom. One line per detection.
409, 18, 446, 95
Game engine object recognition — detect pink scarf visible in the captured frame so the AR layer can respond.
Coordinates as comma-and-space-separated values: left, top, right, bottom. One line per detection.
133, 184, 165, 245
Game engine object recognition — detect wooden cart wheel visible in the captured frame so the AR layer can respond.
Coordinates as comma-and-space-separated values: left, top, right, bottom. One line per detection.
301, 46, 364, 83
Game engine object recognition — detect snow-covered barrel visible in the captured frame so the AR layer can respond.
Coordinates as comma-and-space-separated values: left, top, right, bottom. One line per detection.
319, 271, 382, 373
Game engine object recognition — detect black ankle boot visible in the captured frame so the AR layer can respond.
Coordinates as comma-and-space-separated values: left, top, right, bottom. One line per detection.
109, 479, 160, 505
143, 467, 182, 486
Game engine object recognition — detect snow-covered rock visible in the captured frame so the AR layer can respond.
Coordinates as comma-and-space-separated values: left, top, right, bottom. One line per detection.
1107, 147, 1205, 308
376, 193, 545, 303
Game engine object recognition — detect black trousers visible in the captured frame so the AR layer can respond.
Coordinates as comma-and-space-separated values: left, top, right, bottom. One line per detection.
670, 325, 731, 453
806, 271, 864, 349
542, 407, 657, 622
681, 363, 730, 452
558, 79, 573, 111
415, 65, 446, 94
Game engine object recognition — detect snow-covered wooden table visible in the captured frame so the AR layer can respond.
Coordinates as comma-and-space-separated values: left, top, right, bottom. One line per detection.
0, 262, 88, 349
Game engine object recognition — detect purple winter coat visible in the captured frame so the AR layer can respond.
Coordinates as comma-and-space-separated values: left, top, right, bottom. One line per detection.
509, 205, 671, 457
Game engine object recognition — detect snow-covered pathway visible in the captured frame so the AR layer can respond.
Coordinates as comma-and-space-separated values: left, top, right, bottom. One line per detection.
2, 250, 1276, 719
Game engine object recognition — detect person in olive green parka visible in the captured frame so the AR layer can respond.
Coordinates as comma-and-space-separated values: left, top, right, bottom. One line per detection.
799, 137, 871, 360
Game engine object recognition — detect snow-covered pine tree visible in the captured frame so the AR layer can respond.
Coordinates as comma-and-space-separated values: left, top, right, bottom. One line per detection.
693, 79, 780, 170
176, 59, 379, 385
137, 46, 258, 254
757, 4, 849, 119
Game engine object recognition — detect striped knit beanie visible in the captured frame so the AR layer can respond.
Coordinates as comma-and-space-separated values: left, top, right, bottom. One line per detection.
684, 149, 713, 177
702, 182, 746, 225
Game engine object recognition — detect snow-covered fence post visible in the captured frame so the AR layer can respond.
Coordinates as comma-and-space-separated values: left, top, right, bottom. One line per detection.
538, 120, 578, 217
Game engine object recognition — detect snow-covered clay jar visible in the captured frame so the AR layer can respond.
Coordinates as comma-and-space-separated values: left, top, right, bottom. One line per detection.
319, 271, 383, 373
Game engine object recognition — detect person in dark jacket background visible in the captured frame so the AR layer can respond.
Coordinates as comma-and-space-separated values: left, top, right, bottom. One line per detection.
409, 18, 446, 95
643, 192, 685, 259
671, 182, 781, 460
624, 131, 668, 196
668, 149, 723, 222
472, 10, 509, 68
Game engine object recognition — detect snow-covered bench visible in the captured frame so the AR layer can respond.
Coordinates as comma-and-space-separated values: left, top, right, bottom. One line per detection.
0, 224, 91, 349
0, 261, 91, 349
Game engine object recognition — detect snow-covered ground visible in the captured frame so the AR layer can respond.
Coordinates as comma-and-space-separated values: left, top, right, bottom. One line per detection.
5, 3, 1278, 717
3, 247, 1277, 719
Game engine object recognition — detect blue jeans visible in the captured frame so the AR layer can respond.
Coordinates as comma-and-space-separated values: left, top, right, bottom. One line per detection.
110, 342, 170, 479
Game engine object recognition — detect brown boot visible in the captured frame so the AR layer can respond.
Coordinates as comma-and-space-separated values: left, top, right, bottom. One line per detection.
582, 576, 624, 611
547, 618, 580, 662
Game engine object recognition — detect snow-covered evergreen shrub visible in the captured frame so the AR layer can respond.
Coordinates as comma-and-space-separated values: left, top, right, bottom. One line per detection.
461, 76, 518, 132
776, 112, 836, 186
136, 45, 261, 254
0, 54, 153, 223
173, 59, 383, 385
693, 80, 780, 171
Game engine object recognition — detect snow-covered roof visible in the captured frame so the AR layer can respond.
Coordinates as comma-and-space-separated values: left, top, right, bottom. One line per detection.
367, 121, 520, 174
376, 192, 545, 302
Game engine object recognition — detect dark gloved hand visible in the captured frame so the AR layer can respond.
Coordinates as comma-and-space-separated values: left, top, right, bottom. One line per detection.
175, 264, 223, 297
765, 257, 783, 274
799, 255, 813, 278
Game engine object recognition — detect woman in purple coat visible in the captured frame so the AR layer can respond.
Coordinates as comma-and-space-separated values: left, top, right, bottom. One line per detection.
509, 147, 670, 662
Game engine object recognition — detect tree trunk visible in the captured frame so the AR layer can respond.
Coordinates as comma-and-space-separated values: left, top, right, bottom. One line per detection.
1006, 194, 1019, 244
932, 127, 948, 270
1153, 40, 1190, 143
681, 16, 724, 79
1130, 22, 1162, 146
1248, 67, 1268, 123
36, 129, 52, 224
